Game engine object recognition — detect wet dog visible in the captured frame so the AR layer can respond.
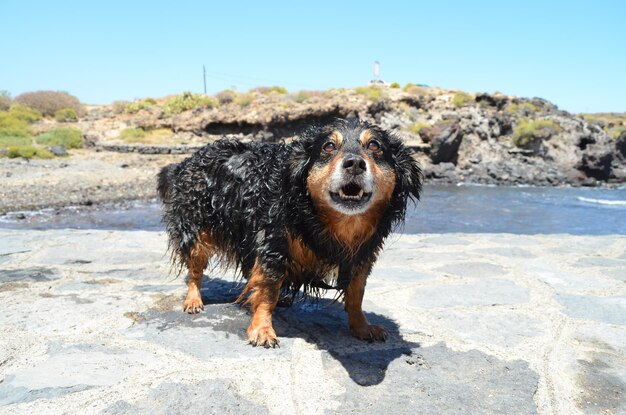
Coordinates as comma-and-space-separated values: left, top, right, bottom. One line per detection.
157, 118, 421, 347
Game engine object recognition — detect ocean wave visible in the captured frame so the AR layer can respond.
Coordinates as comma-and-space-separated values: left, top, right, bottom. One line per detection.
577, 197, 626, 206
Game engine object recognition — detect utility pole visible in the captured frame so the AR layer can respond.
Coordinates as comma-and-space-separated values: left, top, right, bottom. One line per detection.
203, 65, 207, 94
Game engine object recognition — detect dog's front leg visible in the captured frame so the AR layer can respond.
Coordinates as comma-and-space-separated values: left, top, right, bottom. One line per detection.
240, 260, 284, 348
344, 262, 388, 342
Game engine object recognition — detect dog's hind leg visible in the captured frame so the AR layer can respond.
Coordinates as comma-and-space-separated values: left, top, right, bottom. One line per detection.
344, 262, 388, 342
183, 232, 213, 314
237, 260, 283, 348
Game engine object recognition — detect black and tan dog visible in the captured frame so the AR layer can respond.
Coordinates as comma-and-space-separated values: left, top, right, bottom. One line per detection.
157, 118, 421, 348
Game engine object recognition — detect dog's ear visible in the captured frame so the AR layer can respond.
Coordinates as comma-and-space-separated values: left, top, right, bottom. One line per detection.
388, 132, 422, 202
290, 128, 319, 183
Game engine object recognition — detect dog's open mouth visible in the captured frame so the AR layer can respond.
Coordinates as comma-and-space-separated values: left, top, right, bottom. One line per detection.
330, 182, 372, 206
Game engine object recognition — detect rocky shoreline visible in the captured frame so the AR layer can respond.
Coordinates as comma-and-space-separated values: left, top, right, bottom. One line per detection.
2, 86, 625, 213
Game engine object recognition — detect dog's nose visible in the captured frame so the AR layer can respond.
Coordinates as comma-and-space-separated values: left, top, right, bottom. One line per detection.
342, 155, 367, 175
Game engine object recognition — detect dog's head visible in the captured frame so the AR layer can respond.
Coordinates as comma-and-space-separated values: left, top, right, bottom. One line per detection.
293, 118, 422, 222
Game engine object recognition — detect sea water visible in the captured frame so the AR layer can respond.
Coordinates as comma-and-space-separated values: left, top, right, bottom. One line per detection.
1, 185, 625, 235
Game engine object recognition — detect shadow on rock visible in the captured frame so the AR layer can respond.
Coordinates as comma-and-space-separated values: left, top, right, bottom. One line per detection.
200, 276, 421, 386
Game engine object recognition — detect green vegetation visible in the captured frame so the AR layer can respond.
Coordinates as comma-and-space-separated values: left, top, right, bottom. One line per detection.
9, 104, 42, 123
511, 119, 560, 147
355, 85, 383, 101
35, 128, 84, 149
0, 108, 36, 140
452, 92, 472, 107
162, 92, 218, 117
118, 128, 146, 142
580, 112, 626, 139
254, 86, 288, 95
112, 100, 131, 114
15, 90, 82, 117
403, 83, 427, 95
54, 108, 78, 122
0, 135, 30, 148
215, 90, 237, 105
505, 102, 540, 115
6, 145, 54, 159
235, 93, 254, 108
124, 98, 157, 114
117, 127, 173, 144
608, 126, 626, 138
389, 82, 400, 89
293, 91, 310, 103
0, 104, 78, 158
409, 123, 430, 135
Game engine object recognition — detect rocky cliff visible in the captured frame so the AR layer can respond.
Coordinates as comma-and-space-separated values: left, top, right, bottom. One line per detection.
62, 87, 626, 186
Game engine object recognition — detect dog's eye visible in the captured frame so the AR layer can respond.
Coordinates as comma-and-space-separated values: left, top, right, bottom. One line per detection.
367, 140, 381, 152
322, 142, 336, 153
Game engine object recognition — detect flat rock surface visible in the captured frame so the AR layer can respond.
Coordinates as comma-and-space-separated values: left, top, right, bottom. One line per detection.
0, 230, 624, 414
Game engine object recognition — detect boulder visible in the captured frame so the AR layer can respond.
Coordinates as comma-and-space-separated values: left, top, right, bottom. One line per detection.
616, 131, 626, 159
420, 123, 463, 164
48, 146, 68, 156
577, 147, 614, 181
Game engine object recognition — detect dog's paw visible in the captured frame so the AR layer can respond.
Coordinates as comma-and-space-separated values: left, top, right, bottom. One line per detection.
350, 324, 388, 342
247, 325, 280, 349
183, 297, 204, 314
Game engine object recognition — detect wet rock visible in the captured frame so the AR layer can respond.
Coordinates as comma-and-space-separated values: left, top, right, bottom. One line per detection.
577, 147, 614, 181
420, 123, 463, 164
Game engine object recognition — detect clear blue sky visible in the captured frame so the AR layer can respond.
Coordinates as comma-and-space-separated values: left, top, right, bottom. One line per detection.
1, 1, 624, 113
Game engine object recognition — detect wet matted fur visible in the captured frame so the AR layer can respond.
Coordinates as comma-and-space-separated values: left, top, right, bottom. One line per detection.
157, 118, 422, 347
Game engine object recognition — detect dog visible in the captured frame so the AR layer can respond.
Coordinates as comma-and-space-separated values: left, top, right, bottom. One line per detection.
157, 118, 421, 348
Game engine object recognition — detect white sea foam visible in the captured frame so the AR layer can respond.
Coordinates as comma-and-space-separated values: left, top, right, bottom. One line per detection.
577, 196, 626, 206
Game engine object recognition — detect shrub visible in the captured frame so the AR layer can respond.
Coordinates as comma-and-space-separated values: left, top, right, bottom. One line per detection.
118, 128, 173, 144
409, 123, 430, 135
112, 100, 130, 114
505, 102, 540, 115
125, 98, 156, 114
452, 92, 472, 107
0, 91, 11, 111
15, 90, 82, 117
254, 86, 288, 95
35, 128, 83, 149
54, 108, 78, 122
511, 119, 560, 147
403, 83, 427, 96
6, 145, 53, 159
162, 92, 218, 117
389, 82, 400, 89
608, 125, 626, 139
9, 104, 42, 123
0, 112, 31, 139
215, 90, 237, 105
235, 93, 254, 108
355, 85, 383, 101
0, 135, 31, 148
293, 91, 311, 103
118, 128, 146, 142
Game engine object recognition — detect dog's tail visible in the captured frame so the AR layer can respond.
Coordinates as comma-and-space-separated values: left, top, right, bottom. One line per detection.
157, 164, 176, 203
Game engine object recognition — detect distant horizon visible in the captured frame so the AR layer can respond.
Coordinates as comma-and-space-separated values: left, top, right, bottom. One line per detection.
2, 1, 625, 113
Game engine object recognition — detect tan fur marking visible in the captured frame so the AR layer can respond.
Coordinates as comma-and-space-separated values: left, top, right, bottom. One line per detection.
183, 231, 215, 313
237, 259, 283, 347
330, 130, 343, 146
288, 233, 319, 274
359, 129, 373, 146
344, 262, 387, 341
